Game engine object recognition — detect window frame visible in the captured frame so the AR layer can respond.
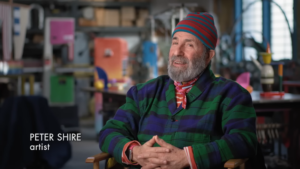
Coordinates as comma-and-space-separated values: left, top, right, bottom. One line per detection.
234, 0, 297, 61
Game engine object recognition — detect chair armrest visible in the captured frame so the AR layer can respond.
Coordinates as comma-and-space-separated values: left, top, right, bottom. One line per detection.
86, 152, 112, 163
224, 158, 248, 168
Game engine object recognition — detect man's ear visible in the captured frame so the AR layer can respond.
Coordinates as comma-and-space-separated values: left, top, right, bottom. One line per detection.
206, 50, 215, 65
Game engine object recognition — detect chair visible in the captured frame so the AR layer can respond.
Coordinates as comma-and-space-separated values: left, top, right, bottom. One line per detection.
86, 152, 249, 169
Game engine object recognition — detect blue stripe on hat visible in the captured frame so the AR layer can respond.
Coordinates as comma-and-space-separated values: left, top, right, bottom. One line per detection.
186, 16, 214, 28
176, 24, 214, 47
200, 13, 214, 23
185, 18, 217, 37
172, 29, 213, 49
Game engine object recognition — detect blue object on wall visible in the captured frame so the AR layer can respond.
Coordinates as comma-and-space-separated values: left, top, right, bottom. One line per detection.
293, 0, 297, 61
235, 0, 243, 63
263, 0, 271, 49
142, 41, 158, 78
95, 66, 108, 90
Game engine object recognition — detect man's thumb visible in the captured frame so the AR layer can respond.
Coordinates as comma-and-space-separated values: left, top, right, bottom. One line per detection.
143, 135, 156, 147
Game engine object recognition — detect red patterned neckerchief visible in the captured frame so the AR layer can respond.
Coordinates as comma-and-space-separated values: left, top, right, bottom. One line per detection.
174, 77, 199, 109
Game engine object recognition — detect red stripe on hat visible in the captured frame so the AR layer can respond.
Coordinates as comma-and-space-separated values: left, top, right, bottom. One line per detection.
202, 12, 214, 20
179, 20, 217, 42
187, 18, 217, 39
188, 13, 213, 26
185, 15, 217, 35
174, 26, 213, 48
187, 19, 217, 41
200, 13, 214, 24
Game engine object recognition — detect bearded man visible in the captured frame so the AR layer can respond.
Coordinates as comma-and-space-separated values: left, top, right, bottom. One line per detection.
99, 12, 261, 169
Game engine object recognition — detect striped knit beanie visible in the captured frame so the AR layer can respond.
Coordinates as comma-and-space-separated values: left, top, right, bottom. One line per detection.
172, 12, 218, 50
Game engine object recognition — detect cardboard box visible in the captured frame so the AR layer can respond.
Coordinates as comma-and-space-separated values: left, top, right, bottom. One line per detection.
84, 0, 115, 1
137, 9, 149, 19
120, 0, 148, 1
95, 8, 105, 26
104, 9, 120, 27
121, 7, 136, 20
121, 20, 134, 27
136, 18, 145, 27
79, 18, 97, 26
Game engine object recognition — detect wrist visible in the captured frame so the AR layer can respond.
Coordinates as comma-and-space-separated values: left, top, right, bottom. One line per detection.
182, 149, 190, 168
132, 145, 140, 162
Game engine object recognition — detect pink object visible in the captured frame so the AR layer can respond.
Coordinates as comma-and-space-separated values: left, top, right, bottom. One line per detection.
0, 4, 12, 60
236, 72, 250, 89
50, 20, 74, 45
50, 19, 74, 60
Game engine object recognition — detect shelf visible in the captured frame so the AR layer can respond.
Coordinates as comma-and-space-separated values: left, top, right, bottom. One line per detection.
13, 0, 68, 5
26, 29, 44, 34
76, 1, 150, 7
54, 67, 94, 73
13, 0, 150, 7
23, 67, 44, 73
76, 26, 146, 33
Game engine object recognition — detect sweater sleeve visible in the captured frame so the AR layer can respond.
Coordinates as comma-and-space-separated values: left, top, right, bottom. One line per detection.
190, 91, 257, 169
98, 86, 141, 165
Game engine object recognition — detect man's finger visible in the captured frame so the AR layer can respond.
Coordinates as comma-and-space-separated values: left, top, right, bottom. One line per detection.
150, 147, 170, 153
154, 136, 172, 148
141, 163, 161, 169
143, 136, 157, 147
138, 152, 155, 159
148, 158, 167, 165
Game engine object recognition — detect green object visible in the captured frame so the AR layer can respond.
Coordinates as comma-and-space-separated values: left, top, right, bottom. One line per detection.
50, 75, 74, 104
279, 76, 283, 92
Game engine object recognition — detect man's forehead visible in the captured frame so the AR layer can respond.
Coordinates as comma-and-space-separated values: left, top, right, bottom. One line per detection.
172, 31, 201, 45
172, 32, 199, 41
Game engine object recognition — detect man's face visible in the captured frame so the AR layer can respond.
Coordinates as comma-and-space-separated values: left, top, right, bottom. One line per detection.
168, 31, 208, 82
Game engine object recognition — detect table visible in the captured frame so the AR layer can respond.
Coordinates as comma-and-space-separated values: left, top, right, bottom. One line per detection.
283, 81, 300, 93
83, 87, 300, 113
251, 91, 300, 112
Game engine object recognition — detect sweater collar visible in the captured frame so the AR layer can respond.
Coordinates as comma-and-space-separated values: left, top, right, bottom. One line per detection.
166, 63, 215, 112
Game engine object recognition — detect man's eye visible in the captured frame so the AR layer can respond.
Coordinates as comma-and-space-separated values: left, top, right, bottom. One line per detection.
188, 44, 193, 47
172, 42, 178, 45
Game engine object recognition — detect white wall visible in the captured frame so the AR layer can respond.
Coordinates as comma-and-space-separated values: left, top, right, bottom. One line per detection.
149, 0, 217, 34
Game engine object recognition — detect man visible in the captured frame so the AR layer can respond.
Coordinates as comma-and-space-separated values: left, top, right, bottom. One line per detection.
99, 12, 259, 169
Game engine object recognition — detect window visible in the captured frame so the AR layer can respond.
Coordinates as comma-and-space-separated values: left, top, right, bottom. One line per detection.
242, 0, 263, 61
271, 0, 293, 60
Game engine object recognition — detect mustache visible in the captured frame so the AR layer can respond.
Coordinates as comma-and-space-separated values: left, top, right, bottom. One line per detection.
170, 55, 189, 64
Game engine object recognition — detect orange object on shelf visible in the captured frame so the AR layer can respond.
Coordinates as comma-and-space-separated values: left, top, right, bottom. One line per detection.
278, 64, 283, 76
246, 85, 253, 93
94, 38, 128, 81
260, 92, 285, 97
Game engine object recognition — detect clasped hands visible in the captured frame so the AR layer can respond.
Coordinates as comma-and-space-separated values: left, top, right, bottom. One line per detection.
132, 135, 189, 169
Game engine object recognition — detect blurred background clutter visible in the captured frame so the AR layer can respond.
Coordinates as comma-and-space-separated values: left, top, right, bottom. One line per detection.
0, 0, 300, 169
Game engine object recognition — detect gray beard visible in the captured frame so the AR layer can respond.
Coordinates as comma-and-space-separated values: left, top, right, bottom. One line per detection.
168, 51, 207, 82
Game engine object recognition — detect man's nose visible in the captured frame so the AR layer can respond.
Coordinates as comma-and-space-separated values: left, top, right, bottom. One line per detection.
173, 44, 184, 56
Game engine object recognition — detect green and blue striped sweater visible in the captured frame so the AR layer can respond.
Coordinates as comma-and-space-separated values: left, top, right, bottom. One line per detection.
99, 66, 257, 169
